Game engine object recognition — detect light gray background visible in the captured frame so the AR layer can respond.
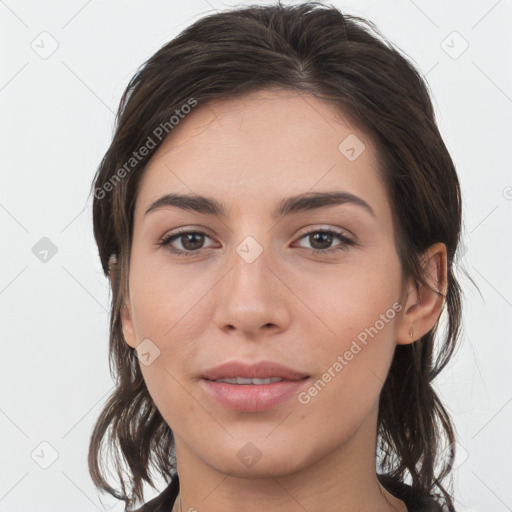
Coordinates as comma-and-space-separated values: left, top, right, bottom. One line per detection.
1, 0, 511, 511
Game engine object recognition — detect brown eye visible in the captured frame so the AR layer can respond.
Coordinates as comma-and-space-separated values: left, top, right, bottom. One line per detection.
308, 232, 334, 250
158, 230, 215, 256
178, 233, 205, 251
295, 228, 355, 255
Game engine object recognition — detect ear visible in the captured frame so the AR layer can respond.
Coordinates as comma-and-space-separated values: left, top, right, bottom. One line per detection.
108, 253, 137, 349
396, 242, 447, 345
121, 300, 137, 349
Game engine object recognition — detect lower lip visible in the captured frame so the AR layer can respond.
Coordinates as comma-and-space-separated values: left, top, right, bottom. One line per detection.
200, 378, 309, 412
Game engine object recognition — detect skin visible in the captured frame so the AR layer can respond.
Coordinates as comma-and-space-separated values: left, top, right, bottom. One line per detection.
120, 88, 447, 512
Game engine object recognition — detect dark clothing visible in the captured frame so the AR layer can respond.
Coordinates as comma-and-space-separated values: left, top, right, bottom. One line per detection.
377, 474, 448, 512
132, 474, 448, 512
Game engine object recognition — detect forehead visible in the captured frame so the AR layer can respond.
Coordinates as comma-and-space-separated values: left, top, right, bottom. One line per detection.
134, 89, 389, 219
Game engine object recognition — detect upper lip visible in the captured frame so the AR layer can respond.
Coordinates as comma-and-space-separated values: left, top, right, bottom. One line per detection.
201, 361, 309, 381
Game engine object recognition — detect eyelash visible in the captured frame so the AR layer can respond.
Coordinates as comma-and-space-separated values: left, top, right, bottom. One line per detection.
157, 227, 355, 257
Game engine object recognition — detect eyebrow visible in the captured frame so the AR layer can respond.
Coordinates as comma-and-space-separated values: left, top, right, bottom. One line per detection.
144, 190, 376, 219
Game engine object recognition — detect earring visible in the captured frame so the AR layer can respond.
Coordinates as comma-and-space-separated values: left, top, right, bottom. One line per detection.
409, 327, 414, 340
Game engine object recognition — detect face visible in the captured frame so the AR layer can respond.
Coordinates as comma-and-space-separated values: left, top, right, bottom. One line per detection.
121, 88, 407, 478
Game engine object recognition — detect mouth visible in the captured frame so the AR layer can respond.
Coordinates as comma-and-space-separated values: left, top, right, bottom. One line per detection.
209, 377, 285, 385
201, 360, 309, 381
200, 360, 310, 412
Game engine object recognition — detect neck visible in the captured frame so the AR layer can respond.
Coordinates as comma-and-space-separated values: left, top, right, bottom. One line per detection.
172, 403, 406, 512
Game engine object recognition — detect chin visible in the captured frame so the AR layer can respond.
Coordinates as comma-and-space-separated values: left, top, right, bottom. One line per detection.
210, 454, 310, 480
196, 435, 315, 478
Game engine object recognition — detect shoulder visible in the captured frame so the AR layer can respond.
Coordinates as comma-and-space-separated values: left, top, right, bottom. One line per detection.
129, 476, 179, 512
378, 474, 453, 512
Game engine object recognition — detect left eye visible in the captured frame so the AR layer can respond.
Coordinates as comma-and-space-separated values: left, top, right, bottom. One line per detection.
158, 228, 354, 256
294, 228, 355, 254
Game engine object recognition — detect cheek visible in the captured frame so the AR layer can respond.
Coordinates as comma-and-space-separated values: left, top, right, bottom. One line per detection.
139, 361, 200, 438
129, 256, 212, 342
126, 263, 210, 413
294, 300, 399, 445
294, 259, 402, 400
294, 254, 401, 343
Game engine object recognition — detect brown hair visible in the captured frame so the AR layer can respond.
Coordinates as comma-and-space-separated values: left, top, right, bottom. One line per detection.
88, 2, 468, 509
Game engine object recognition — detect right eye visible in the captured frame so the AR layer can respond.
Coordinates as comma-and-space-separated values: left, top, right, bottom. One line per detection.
158, 228, 217, 256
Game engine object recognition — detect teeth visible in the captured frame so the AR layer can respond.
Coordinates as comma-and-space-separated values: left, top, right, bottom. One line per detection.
214, 377, 283, 385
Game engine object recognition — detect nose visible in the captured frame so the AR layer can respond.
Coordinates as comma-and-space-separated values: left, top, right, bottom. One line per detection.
212, 241, 291, 339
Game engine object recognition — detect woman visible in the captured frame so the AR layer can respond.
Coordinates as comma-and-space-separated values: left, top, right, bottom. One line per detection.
88, 2, 464, 511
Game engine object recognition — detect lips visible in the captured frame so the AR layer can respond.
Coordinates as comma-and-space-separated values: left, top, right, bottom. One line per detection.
201, 360, 309, 381
200, 360, 310, 412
